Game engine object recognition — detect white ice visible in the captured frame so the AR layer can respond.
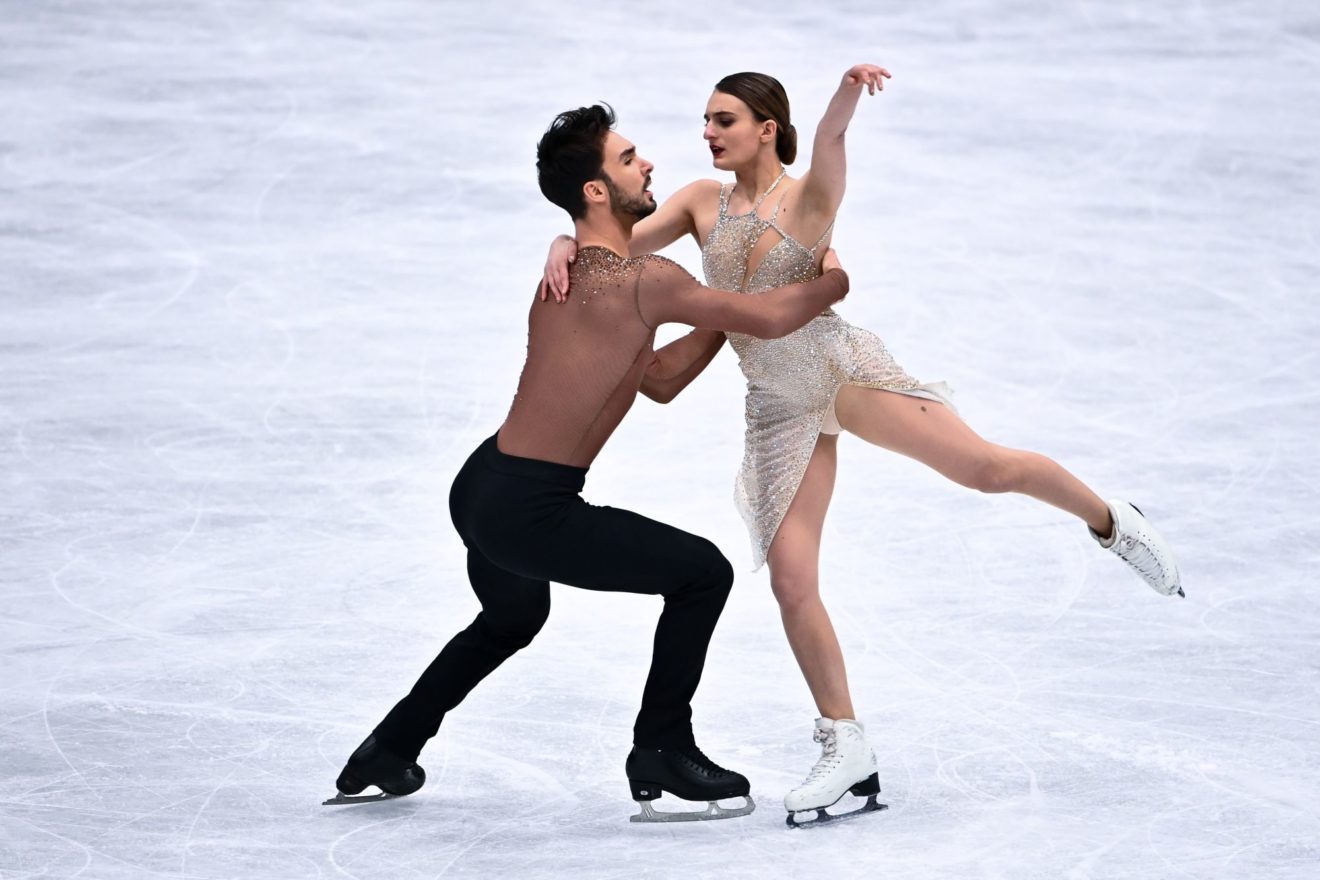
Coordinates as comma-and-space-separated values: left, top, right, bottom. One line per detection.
3, 1, 1319, 878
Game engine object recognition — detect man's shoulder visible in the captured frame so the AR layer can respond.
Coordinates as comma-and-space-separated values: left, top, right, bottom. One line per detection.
632, 255, 702, 294
633, 253, 697, 276
633, 253, 683, 271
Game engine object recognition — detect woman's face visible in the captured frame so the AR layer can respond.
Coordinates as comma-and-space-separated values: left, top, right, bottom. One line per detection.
704, 91, 773, 171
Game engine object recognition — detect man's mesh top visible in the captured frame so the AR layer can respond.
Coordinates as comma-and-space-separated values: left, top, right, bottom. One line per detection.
498, 246, 848, 467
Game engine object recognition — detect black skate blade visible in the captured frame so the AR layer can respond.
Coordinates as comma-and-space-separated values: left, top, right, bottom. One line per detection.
322, 791, 400, 806
630, 794, 756, 823
786, 794, 888, 829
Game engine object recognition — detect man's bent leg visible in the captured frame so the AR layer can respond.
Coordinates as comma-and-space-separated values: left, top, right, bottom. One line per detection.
372, 548, 550, 761
495, 502, 748, 812
488, 502, 735, 750
634, 543, 735, 748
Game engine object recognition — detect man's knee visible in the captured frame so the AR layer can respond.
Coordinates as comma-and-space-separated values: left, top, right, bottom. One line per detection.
685, 538, 735, 595
479, 593, 550, 650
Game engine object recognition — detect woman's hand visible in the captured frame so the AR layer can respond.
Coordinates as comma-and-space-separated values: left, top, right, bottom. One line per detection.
842, 63, 891, 95
538, 234, 578, 303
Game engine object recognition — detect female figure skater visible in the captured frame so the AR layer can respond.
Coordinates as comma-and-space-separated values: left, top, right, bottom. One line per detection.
541, 65, 1182, 826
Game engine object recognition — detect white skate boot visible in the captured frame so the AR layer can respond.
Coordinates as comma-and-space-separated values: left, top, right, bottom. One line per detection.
1090, 500, 1184, 597
784, 718, 887, 828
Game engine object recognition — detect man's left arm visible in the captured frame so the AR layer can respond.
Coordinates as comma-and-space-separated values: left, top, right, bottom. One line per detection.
639, 329, 726, 403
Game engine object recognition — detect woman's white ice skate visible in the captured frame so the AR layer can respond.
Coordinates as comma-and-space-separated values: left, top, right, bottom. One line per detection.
1091, 500, 1184, 597
785, 719, 887, 829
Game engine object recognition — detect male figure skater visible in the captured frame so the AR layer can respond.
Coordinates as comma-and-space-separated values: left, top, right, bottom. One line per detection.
327, 104, 849, 822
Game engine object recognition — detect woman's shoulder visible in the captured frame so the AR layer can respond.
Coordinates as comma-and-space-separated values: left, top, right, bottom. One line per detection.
670, 178, 724, 204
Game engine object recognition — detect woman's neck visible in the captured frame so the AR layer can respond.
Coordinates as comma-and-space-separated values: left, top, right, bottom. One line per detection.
732, 154, 787, 207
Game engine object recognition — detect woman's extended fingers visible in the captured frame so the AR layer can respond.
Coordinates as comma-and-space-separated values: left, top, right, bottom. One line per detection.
848, 63, 893, 95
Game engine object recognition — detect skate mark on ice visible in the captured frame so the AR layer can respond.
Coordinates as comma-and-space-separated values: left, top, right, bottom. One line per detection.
178, 768, 237, 878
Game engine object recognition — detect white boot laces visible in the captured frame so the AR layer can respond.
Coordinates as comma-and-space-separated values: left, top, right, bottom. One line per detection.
1117, 529, 1166, 583
802, 728, 841, 785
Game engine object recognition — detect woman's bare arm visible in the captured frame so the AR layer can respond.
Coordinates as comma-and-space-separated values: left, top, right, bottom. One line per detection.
540, 179, 720, 301
797, 64, 891, 219
631, 179, 719, 256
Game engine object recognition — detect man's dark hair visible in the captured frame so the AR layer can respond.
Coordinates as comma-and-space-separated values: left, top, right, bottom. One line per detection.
536, 104, 616, 220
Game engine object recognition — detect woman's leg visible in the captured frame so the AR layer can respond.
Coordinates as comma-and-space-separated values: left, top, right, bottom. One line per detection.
833, 386, 1113, 535
766, 432, 857, 721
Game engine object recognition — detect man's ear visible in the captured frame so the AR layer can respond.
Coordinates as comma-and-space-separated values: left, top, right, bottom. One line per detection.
583, 179, 608, 207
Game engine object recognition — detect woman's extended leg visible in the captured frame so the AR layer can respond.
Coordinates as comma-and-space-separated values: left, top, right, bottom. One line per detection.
765, 432, 856, 720
833, 386, 1113, 535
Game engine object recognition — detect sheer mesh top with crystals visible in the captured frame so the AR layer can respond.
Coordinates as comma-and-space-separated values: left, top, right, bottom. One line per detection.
498, 245, 848, 468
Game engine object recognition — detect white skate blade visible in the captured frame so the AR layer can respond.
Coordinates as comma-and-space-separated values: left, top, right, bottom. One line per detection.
786, 794, 888, 829
630, 795, 756, 823
322, 791, 399, 806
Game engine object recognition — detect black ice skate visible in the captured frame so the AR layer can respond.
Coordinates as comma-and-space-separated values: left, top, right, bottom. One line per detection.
322, 735, 426, 806
625, 745, 756, 822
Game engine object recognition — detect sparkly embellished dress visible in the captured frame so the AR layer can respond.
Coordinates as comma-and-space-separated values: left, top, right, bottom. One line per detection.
703, 174, 956, 569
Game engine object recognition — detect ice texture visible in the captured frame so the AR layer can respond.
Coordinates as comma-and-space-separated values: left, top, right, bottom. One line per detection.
2, 1, 1318, 878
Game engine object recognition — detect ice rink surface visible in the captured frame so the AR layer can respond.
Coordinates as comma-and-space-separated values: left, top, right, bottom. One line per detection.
3, 0, 1319, 877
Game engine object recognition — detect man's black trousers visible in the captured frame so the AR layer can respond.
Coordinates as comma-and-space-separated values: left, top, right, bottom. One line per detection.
372, 434, 736, 761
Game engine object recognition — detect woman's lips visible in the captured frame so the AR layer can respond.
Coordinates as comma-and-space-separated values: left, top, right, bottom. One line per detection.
710, 145, 725, 157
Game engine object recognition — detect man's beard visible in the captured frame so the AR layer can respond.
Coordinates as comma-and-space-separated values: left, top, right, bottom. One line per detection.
603, 173, 656, 220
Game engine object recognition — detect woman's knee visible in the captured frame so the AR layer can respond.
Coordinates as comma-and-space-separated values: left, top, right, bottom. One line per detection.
960, 449, 1024, 494
770, 570, 820, 613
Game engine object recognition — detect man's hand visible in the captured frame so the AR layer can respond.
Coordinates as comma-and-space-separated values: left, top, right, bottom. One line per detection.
842, 63, 891, 95
538, 235, 578, 303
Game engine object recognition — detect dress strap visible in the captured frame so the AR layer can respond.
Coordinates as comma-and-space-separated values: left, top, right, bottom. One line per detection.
717, 183, 732, 217
768, 181, 792, 221
752, 170, 787, 211
810, 219, 836, 252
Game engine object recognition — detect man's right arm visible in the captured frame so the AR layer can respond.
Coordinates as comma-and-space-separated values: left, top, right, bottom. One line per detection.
637, 257, 849, 339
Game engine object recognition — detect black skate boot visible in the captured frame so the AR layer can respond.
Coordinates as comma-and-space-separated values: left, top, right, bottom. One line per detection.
322, 735, 425, 806
625, 745, 755, 822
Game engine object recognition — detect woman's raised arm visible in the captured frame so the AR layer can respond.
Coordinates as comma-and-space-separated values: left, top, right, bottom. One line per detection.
798, 64, 891, 219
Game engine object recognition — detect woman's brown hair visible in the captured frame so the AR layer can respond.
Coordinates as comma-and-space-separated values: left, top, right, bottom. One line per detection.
713, 72, 796, 165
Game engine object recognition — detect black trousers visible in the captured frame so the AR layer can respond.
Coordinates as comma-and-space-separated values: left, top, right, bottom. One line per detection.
372, 434, 735, 761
